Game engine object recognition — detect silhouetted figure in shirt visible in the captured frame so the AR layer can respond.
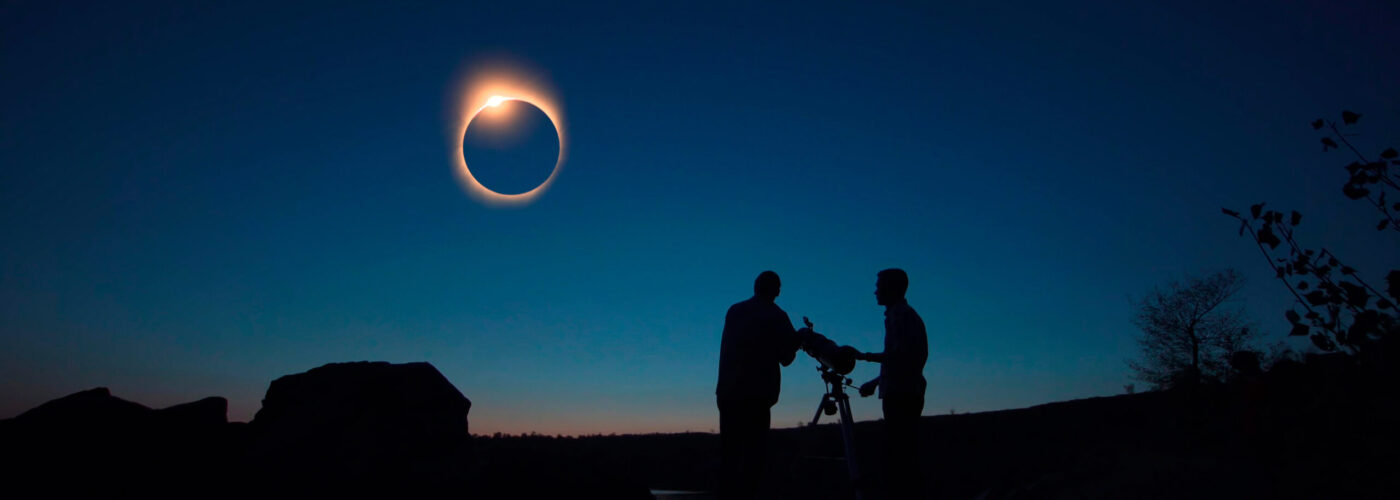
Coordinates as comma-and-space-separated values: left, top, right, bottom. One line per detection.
716, 270, 802, 500
856, 268, 928, 499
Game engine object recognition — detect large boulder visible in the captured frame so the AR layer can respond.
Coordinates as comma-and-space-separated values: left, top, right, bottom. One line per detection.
156, 396, 229, 428
246, 361, 471, 482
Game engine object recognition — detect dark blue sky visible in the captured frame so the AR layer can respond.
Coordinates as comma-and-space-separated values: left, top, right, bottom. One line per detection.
3, 0, 1397, 435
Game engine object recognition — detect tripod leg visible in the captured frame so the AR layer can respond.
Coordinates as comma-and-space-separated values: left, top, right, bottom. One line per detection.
810, 394, 830, 427
837, 393, 865, 500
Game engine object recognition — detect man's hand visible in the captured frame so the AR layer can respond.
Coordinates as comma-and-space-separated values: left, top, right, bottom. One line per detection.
859, 379, 878, 398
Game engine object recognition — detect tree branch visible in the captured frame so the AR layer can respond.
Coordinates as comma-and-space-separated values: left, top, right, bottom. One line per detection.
1329, 121, 1371, 165
1234, 215, 1320, 318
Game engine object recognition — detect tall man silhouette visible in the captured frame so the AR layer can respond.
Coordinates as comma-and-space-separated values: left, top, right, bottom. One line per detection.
716, 270, 801, 500
856, 268, 928, 498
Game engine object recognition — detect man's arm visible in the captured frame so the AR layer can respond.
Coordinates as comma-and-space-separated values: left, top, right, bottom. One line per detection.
776, 313, 799, 366
858, 351, 887, 363
859, 376, 880, 397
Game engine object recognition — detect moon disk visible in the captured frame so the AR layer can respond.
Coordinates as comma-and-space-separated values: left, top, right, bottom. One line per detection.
453, 75, 566, 207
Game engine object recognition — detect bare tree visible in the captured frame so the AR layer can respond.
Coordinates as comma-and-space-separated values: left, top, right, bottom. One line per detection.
1128, 269, 1256, 389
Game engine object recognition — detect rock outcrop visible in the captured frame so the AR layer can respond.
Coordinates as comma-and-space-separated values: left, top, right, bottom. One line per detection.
0, 361, 655, 498
0, 387, 231, 494
246, 361, 472, 484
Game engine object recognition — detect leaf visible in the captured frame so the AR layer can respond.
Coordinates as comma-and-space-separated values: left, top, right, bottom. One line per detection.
1305, 311, 1320, 320
1289, 323, 1309, 336
1310, 333, 1337, 352
1341, 266, 1356, 275
1298, 281, 1309, 290
1311, 119, 1325, 130
1285, 310, 1301, 323
1294, 255, 1310, 274
1221, 207, 1240, 217
1290, 211, 1302, 226
1322, 137, 1339, 151
1339, 282, 1369, 309
1276, 267, 1286, 279
1251, 203, 1264, 219
1342, 110, 1361, 124
1304, 290, 1328, 306
1258, 226, 1281, 249
1393, 203, 1400, 211
1380, 219, 1390, 231
1343, 183, 1370, 200
1328, 257, 1339, 267
1379, 299, 1395, 310
1272, 212, 1283, 224
1349, 310, 1381, 342
1383, 148, 1398, 159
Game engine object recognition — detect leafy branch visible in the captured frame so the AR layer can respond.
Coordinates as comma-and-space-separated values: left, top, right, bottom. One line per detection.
1223, 205, 1395, 353
1313, 111, 1400, 232
1223, 110, 1400, 355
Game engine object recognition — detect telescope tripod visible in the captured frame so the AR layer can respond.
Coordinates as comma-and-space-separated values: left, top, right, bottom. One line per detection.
810, 366, 865, 500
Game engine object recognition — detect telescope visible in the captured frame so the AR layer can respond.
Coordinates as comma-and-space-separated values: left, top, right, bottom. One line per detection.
798, 316, 866, 500
797, 321, 859, 375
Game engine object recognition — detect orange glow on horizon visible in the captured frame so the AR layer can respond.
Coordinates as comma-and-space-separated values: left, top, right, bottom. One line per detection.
450, 62, 566, 207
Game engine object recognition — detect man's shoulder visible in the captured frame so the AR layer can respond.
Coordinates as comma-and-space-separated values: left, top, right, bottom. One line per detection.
759, 301, 790, 320
727, 297, 764, 319
892, 302, 924, 324
729, 297, 790, 324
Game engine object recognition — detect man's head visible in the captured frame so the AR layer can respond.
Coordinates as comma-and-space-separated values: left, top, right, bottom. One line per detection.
875, 268, 908, 306
754, 270, 781, 301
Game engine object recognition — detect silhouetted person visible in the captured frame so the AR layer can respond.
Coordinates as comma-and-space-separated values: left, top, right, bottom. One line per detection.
856, 268, 928, 499
716, 271, 801, 500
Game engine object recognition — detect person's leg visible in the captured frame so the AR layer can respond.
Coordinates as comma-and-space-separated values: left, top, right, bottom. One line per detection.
718, 400, 741, 499
736, 404, 770, 500
882, 396, 924, 498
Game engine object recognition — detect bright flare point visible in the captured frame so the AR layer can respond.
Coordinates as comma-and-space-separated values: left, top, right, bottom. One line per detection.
485, 95, 510, 108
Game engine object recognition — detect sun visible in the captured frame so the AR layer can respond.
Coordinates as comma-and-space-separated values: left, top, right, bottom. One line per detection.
450, 63, 566, 207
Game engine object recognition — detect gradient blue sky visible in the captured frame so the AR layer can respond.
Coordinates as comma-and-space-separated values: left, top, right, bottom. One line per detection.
3, 1, 1398, 435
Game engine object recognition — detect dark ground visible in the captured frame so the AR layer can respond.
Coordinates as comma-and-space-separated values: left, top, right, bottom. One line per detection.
3, 358, 1396, 499
478, 364, 1398, 499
